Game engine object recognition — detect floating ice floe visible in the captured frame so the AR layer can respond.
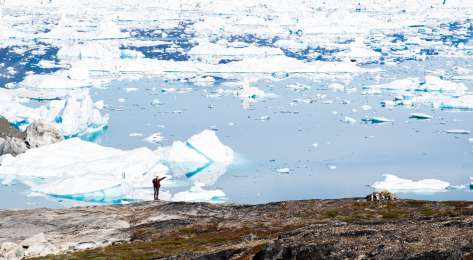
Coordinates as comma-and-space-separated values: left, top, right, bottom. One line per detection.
445, 129, 471, 135
409, 113, 433, 120
276, 168, 291, 174
362, 117, 394, 124
364, 78, 420, 91
0, 130, 234, 203
237, 79, 277, 109
342, 116, 357, 124
439, 95, 473, 111
371, 174, 450, 194
364, 76, 467, 93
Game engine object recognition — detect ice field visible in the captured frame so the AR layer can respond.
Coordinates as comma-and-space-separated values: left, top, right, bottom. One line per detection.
0, 0, 472, 208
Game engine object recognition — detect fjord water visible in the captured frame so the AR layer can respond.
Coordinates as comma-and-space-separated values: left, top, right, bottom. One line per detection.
1, 1, 473, 208
90, 59, 473, 204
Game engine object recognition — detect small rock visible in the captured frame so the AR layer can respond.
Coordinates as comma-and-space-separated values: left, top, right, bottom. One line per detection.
365, 191, 396, 202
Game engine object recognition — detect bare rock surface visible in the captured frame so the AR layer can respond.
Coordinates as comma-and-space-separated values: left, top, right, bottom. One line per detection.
0, 198, 472, 259
0, 118, 63, 157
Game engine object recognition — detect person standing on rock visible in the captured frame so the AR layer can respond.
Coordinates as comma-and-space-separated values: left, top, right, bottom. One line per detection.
153, 176, 166, 200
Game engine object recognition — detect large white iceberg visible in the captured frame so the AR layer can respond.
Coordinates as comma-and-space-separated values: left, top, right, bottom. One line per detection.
0, 130, 234, 203
371, 174, 450, 194
157, 130, 234, 186
0, 138, 168, 200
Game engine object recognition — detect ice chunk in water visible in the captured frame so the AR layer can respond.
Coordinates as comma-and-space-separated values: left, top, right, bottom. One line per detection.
409, 113, 433, 120
276, 168, 291, 174
171, 182, 226, 203
342, 116, 357, 124
362, 117, 394, 124
144, 133, 164, 144
445, 129, 471, 135
371, 174, 450, 193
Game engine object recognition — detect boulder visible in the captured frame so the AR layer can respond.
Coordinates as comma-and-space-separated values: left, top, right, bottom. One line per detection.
25, 120, 63, 149
365, 191, 396, 202
0, 119, 64, 157
0, 137, 27, 156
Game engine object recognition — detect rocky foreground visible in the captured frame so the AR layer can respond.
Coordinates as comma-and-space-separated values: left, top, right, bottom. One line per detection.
0, 197, 473, 259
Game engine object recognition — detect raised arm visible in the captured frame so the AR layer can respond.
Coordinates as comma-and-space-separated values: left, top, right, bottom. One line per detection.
159, 176, 167, 181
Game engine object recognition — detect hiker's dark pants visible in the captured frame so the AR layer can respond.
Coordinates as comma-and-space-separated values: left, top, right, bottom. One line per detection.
154, 188, 159, 200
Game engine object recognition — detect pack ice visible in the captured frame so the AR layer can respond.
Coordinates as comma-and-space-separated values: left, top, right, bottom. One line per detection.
0, 130, 233, 203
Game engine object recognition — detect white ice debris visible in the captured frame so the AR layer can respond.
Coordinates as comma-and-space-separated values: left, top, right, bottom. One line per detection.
144, 132, 164, 144
342, 116, 357, 124
237, 79, 276, 109
371, 174, 450, 193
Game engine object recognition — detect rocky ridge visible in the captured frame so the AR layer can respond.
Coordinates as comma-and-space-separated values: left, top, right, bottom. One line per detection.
0, 196, 472, 259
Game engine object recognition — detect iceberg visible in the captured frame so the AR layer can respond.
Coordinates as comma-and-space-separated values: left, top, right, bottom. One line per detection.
0, 138, 169, 200
160, 130, 234, 164
158, 130, 234, 186
0, 130, 234, 203
371, 174, 450, 194
0, 89, 108, 139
